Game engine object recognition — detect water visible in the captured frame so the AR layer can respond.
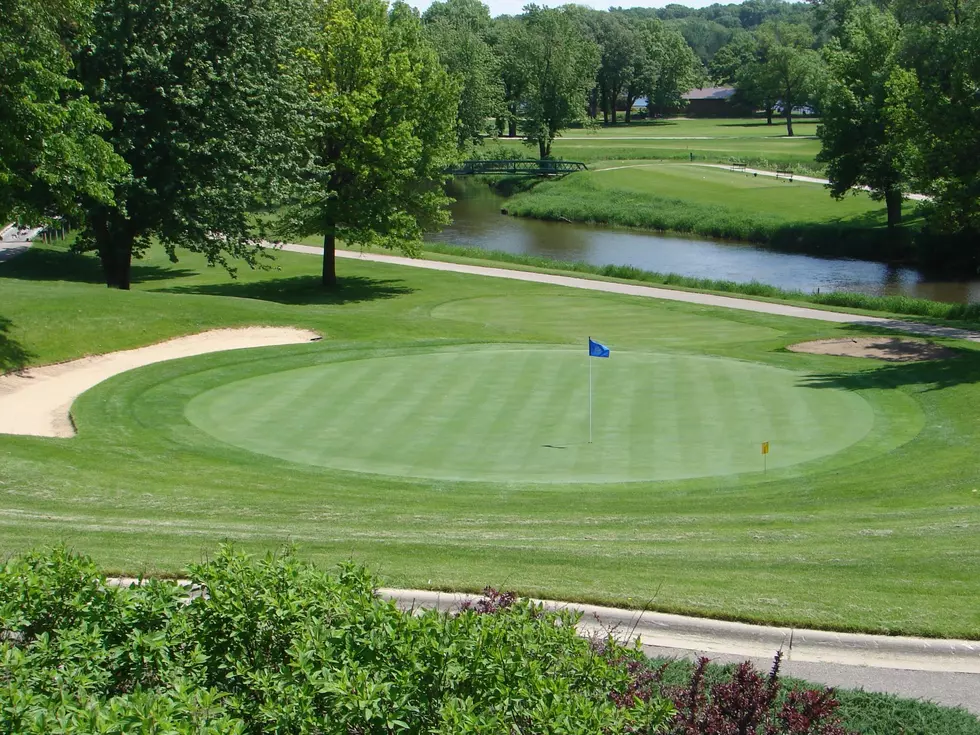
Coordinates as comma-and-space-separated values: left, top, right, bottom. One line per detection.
428, 182, 980, 304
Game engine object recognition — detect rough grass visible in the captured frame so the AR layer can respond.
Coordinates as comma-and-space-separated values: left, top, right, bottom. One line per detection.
3, 241, 980, 639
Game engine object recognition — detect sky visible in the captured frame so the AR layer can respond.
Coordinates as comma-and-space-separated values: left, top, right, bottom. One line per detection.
406, 0, 727, 18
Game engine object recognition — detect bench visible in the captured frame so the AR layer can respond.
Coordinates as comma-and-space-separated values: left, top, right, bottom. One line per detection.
775, 168, 794, 182
730, 162, 747, 173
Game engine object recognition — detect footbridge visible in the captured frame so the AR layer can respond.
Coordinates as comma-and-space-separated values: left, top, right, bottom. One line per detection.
449, 159, 588, 176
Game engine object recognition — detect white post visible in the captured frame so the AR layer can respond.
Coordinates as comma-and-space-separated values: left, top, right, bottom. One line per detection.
589, 347, 593, 444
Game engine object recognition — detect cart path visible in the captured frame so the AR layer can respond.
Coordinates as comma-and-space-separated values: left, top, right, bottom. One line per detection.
273, 244, 980, 343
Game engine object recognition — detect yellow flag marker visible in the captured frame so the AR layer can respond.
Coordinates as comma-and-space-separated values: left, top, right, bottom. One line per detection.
761, 441, 770, 474
761, 442, 770, 455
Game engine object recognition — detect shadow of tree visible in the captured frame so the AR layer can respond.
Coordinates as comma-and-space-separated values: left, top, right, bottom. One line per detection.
0, 247, 197, 284
0, 316, 35, 373
799, 336, 980, 392
160, 274, 414, 305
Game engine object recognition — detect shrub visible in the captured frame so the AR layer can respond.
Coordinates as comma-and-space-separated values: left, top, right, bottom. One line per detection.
0, 546, 674, 734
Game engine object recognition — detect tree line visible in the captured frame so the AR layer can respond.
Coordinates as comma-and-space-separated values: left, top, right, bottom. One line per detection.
2, 0, 980, 288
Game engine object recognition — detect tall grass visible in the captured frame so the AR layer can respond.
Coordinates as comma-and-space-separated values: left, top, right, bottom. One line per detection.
422, 242, 980, 324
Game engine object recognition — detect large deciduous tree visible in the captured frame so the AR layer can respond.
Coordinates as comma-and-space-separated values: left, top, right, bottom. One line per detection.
640, 20, 703, 119
423, 0, 501, 149
73, 0, 315, 289
0, 0, 126, 225
515, 5, 599, 158
754, 21, 825, 136
818, 4, 911, 228
283, 0, 459, 287
891, 0, 980, 249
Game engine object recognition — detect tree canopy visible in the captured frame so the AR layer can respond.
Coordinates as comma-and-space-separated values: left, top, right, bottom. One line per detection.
72, 0, 316, 288
282, 0, 459, 286
0, 0, 126, 225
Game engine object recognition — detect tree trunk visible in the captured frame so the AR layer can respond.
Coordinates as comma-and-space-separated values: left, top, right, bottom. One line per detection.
885, 189, 903, 228
92, 211, 134, 290
508, 103, 517, 137
538, 138, 550, 159
322, 230, 337, 287
99, 244, 133, 290
785, 110, 794, 137
611, 103, 617, 125
589, 88, 598, 119
765, 103, 773, 125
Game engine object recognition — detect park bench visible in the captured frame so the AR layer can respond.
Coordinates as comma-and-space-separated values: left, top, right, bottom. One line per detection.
730, 162, 748, 173
775, 168, 794, 182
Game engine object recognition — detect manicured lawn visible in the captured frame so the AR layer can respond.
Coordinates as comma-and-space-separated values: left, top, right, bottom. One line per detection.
2, 241, 980, 638
489, 117, 824, 168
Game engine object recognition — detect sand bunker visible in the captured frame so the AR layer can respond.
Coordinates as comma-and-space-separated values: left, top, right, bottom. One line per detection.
0, 327, 319, 438
787, 337, 958, 362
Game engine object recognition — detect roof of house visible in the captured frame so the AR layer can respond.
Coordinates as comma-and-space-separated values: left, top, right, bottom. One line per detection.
682, 86, 736, 101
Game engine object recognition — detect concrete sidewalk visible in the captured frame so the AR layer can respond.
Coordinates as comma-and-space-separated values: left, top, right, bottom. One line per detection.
383, 588, 980, 714
0, 223, 40, 262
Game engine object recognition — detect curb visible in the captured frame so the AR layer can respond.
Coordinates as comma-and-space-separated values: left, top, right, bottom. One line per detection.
106, 578, 980, 674
382, 589, 980, 674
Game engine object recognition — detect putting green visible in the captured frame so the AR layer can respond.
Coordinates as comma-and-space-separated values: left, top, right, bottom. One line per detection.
184, 346, 876, 483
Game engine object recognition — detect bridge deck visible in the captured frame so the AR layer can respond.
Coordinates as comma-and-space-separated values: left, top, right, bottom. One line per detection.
450, 159, 588, 176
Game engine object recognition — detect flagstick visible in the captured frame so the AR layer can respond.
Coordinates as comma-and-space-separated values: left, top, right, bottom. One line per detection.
589, 349, 593, 444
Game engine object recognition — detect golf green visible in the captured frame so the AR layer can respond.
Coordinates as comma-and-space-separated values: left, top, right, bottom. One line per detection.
185, 346, 875, 483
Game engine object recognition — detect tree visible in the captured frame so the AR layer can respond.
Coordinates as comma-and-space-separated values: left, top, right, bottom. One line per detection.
755, 21, 825, 136
818, 4, 911, 228
591, 12, 642, 125
640, 20, 703, 118
890, 0, 980, 247
423, 0, 501, 148
0, 0, 126, 225
72, 0, 315, 289
515, 5, 599, 158
283, 0, 459, 287
488, 16, 528, 137
710, 30, 759, 86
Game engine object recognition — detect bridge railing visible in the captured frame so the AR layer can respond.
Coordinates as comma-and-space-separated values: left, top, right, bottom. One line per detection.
449, 160, 588, 176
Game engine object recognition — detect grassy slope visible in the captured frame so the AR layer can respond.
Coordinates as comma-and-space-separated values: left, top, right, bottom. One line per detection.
502, 164, 903, 250
2, 242, 980, 639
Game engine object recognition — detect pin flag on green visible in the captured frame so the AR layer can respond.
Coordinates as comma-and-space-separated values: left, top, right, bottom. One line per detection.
762, 441, 770, 473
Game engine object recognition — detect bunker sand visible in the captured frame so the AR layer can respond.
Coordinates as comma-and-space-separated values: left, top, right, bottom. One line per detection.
0, 327, 319, 438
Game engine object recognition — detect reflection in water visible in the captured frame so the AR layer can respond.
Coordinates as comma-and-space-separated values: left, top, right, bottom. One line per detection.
429, 180, 980, 304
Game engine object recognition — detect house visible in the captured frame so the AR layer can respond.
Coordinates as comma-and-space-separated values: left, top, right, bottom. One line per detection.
681, 86, 737, 117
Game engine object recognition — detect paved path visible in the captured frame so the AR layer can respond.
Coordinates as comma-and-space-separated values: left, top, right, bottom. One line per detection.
0, 223, 40, 262
275, 244, 980, 343
108, 577, 980, 714
384, 589, 980, 714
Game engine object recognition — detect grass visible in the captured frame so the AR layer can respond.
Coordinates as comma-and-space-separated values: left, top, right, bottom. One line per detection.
3, 240, 980, 639
183, 344, 891, 483
489, 117, 824, 170
500, 163, 916, 260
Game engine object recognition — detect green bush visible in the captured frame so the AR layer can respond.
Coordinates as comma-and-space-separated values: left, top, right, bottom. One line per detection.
0, 547, 673, 734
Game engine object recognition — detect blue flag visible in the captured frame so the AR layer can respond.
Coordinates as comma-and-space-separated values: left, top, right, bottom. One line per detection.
588, 338, 610, 358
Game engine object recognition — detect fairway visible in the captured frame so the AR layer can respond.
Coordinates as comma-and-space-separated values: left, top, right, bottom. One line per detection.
184, 346, 875, 482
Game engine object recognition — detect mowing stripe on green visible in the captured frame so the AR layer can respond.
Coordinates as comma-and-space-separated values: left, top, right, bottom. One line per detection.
185, 347, 875, 483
